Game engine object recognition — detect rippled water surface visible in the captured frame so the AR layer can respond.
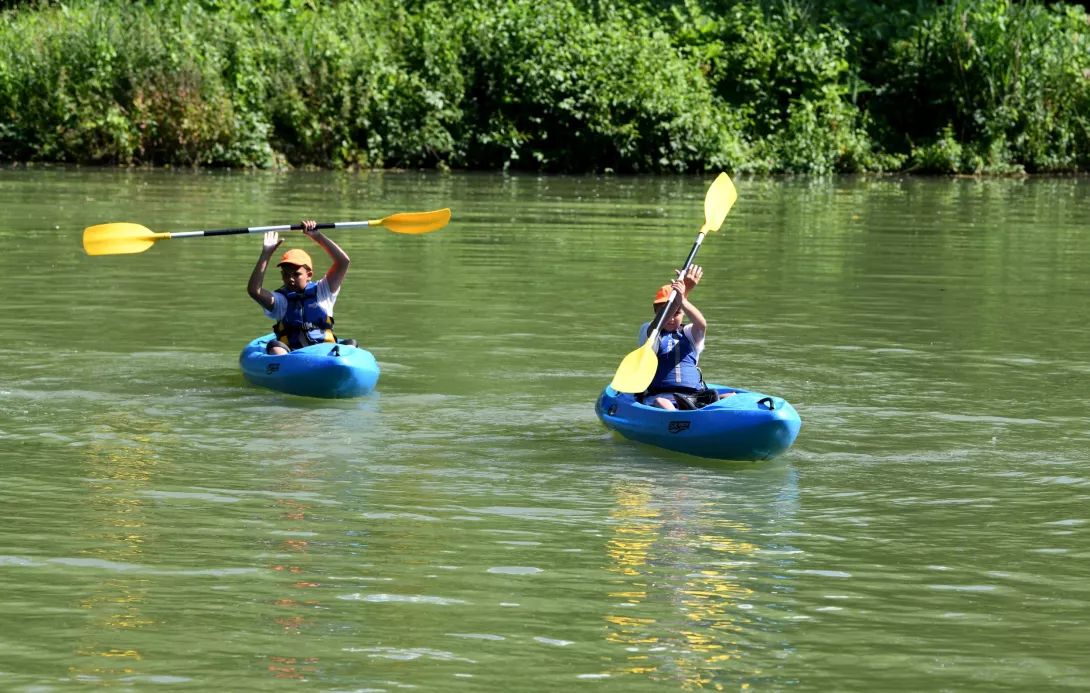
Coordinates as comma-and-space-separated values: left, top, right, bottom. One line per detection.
1, 169, 1087, 691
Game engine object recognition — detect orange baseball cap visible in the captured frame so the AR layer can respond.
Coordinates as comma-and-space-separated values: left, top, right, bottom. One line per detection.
277, 249, 313, 270
653, 284, 674, 305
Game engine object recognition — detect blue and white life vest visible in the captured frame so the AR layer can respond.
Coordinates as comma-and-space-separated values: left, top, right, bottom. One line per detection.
273, 282, 335, 349
648, 327, 703, 393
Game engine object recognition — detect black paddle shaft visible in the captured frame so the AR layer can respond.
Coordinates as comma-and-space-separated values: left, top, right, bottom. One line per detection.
648, 233, 707, 334
199, 222, 340, 238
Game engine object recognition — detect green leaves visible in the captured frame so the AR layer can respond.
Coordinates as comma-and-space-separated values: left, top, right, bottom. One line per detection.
888, 0, 1090, 173
458, 0, 739, 172
0, 0, 1086, 173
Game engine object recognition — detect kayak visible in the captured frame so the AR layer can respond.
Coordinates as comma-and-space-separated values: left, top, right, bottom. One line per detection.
239, 334, 380, 399
595, 384, 801, 461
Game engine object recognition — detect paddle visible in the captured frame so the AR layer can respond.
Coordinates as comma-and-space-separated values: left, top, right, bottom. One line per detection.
82, 208, 452, 256
609, 173, 737, 394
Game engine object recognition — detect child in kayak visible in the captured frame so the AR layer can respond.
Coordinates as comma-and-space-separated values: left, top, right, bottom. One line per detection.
639, 264, 727, 410
247, 220, 355, 355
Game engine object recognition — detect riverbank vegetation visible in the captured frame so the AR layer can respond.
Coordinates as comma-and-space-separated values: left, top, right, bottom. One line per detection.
1, 0, 1088, 173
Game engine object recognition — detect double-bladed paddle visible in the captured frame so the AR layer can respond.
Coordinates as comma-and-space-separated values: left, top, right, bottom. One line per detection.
82, 208, 451, 256
609, 173, 737, 394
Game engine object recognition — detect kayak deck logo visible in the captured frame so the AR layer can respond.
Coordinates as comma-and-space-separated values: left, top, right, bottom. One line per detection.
668, 421, 691, 434
266, 363, 280, 374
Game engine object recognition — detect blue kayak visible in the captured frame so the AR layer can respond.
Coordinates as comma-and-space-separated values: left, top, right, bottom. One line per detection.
239, 334, 380, 399
595, 385, 801, 461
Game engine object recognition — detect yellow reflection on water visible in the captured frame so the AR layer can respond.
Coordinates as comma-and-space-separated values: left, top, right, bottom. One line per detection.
605, 481, 659, 586
601, 479, 765, 689
70, 427, 162, 684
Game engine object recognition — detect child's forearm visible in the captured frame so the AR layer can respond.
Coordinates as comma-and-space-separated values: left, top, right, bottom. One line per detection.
681, 299, 707, 331
247, 250, 274, 303
311, 232, 350, 268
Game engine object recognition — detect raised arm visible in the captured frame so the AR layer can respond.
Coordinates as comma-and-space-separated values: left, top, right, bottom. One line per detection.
303, 221, 350, 293
678, 265, 707, 343
680, 295, 707, 343
247, 231, 282, 311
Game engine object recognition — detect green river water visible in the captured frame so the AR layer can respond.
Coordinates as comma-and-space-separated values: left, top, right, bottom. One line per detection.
0, 169, 1087, 691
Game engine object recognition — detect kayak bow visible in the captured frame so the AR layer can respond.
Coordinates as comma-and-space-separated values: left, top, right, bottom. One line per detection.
239, 334, 380, 399
596, 384, 801, 461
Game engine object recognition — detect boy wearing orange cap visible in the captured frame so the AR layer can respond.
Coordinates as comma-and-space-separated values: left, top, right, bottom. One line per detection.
247, 220, 352, 355
639, 264, 725, 410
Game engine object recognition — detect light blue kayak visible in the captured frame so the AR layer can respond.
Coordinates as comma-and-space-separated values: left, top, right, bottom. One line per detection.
239, 334, 380, 399
595, 384, 801, 461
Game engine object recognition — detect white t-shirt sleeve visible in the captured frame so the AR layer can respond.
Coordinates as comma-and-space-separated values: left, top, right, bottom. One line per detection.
314, 276, 339, 314
638, 322, 705, 352
264, 292, 287, 322
263, 277, 339, 322
683, 324, 706, 356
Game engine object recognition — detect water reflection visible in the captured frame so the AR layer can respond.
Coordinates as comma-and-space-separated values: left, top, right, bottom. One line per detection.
602, 464, 800, 689
263, 458, 325, 681
72, 425, 161, 684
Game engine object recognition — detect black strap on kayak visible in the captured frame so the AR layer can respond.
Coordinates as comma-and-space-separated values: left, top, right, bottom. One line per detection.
642, 386, 720, 410
644, 385, 702, 396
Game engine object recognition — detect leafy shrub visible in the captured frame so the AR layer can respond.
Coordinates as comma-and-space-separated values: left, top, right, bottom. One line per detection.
0, 0, 1087, 173
669, 0, 903, 172
884, 0, 1090, 172
453, 0, 747, 172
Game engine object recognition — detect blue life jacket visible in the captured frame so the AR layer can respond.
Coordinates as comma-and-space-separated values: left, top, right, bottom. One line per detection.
273, 282, 335, 350
647, 326, 703, 394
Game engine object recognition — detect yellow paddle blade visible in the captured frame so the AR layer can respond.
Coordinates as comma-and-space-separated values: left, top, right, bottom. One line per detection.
83, 223, 169, 256
609, 340, 659, 394
370, 208, 451, 235
700, 172, 738, 234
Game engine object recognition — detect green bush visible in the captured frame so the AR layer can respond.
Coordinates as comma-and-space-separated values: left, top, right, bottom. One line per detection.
455, 0, 746, 172
645, 0, 904, 172
885, 0, 1090, 173
258, 2, 461, 168
0, 0, 1087, 173
0, 3, 274, 165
